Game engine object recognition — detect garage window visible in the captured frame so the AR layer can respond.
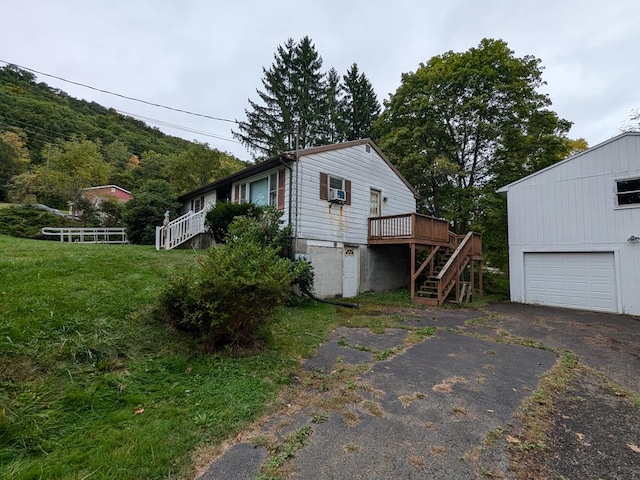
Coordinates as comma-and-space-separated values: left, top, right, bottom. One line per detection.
616, 177, 640, 206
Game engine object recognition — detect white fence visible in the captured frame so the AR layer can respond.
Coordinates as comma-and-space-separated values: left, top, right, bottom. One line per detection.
41, 227, 129, 244
155, 210, 206, 250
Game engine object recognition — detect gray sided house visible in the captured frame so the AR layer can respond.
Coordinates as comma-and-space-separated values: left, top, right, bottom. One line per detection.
158, 139, 483, 303
498, 132, 640, 316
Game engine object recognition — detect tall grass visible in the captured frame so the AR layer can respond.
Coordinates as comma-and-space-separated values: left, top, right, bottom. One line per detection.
0, 235, 335, 479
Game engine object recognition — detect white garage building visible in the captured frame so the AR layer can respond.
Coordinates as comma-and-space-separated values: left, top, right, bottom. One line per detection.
497, 132, 640, 316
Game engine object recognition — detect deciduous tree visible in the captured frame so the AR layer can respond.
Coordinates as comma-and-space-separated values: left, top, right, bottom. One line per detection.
165, 142, 245, 194
10, 136, 111, 210
376, 38, 577, 269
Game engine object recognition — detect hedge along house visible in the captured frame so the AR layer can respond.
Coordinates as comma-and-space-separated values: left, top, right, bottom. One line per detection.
158, 139, 482, 303
497, 132, 640, 315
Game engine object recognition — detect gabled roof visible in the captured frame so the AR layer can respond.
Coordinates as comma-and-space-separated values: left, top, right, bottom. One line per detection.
178, 138, 419, 201
497, 132, 640, 195
82, 184, 132, 195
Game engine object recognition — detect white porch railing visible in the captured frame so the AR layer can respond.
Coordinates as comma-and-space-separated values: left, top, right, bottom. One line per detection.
41, 227, 129, 244
155, 210, 206, 250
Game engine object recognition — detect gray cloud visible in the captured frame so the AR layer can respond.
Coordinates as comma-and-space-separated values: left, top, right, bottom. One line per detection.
3, 0, 639, 160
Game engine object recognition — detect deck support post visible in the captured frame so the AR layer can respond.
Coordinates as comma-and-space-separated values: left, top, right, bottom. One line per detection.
410, 242, 416, 302
470, 260, 475, 302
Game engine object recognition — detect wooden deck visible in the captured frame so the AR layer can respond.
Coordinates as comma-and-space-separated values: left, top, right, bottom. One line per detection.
368, 213, 483, 306
368, 213, 452, 246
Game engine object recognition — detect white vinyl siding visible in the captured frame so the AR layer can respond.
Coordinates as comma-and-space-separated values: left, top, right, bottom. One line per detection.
524, 252, 617, 313
502, 133, 640, 315
294, 143, 415, 245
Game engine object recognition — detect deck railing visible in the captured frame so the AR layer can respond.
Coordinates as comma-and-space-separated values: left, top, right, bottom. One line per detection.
155, 210, 206, 250
368, 213, 450, 244
41, 227, 128, 244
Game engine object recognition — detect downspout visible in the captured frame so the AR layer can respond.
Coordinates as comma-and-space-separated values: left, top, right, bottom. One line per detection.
279, 156, 293, 231
294, 125, 300, 254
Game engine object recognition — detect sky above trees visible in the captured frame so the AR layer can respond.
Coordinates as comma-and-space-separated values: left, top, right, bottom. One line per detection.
1, 1, 639, 161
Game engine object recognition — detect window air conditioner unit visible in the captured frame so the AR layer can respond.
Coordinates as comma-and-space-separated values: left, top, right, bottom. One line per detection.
329, 188, 346, 202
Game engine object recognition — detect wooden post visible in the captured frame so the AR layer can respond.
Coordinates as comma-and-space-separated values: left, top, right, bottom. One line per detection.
470, 260, 475, 302
479, 261, 483, 299
410, 243, 416, 302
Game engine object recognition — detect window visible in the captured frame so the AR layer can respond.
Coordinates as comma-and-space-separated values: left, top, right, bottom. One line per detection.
269, 173, 278, 207
237, 173, 279, 207
616, 177, 640, 206
329, 175, 344, 191
370, 189, 381, 217
250, 177, 269, 205
192, 195, 204, 211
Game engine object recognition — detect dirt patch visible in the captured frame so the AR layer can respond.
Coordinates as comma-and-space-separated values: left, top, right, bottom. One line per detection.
432, 375, 469, 393
515, 370, 640, 479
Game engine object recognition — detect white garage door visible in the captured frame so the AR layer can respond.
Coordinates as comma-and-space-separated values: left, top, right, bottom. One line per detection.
524, 252, 617, 313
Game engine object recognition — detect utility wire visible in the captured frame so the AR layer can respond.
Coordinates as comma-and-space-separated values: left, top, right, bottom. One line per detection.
0, 59, 238, 124
115, 110, 239, 144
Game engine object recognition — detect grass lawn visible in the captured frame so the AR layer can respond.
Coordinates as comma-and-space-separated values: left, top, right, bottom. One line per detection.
0, 235, 337, 479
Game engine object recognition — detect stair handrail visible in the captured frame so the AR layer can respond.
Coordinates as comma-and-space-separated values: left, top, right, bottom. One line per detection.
436, 232, 474, 280
435, 231, 476, 303
156, 210, 206, 250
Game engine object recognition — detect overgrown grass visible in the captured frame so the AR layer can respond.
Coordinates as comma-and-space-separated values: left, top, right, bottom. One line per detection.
0, 235, 335, 480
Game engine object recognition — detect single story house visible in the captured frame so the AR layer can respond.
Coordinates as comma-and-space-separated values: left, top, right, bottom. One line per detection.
497, 132, 640, 315
160, 139, 482, 302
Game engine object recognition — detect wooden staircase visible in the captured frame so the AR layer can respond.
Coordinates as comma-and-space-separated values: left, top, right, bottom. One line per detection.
412, 231, 483, 307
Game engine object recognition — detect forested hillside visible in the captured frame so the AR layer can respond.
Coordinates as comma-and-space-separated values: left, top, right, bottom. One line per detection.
0, 64, 246, 204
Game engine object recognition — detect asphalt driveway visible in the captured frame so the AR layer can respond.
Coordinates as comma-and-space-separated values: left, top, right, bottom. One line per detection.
197, 302, 640, 480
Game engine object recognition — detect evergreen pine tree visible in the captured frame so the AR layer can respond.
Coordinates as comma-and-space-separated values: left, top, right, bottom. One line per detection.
342, 63, 381, 141
234, 37, 328, 160
321, 68, 347, 144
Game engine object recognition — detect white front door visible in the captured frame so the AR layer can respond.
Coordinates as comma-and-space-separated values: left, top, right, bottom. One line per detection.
343, 247, 358, 298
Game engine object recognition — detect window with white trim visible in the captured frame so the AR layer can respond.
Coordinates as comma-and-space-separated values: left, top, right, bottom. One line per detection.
370, 189, 381, 217
238, 174, 278, 207
329, 175, 344, 191
616, 177, 640, 206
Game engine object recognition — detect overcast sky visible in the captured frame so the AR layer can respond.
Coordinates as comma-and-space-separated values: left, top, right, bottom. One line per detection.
3, 1, 639, 161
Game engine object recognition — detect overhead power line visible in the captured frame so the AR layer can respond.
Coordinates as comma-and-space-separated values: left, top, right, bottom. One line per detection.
115, 110, 240, 144
0, 59, 238, 125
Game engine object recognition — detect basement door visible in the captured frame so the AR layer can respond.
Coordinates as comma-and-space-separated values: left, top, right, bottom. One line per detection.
342, 247, 358, 298
524, 252, 617, 313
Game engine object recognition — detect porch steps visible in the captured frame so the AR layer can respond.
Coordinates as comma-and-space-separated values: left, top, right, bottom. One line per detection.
413, 231, 481, 306
415, 249, 452, 304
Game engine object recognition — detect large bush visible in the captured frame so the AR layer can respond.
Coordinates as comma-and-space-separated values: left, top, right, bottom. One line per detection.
122, 180, 181, 244
159, 209, 314, 350
160, 235, 292, 349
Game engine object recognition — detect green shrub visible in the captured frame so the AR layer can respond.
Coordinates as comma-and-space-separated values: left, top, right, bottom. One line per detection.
160, 235, 293, 350
227, 206, 292, 257
122, 180, 181, 244
0, 204, 77, 239
205, 201, 264, 243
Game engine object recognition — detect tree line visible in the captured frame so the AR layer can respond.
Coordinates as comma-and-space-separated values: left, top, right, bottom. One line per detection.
0, 64, 247, 206
1, 38, 590, 266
